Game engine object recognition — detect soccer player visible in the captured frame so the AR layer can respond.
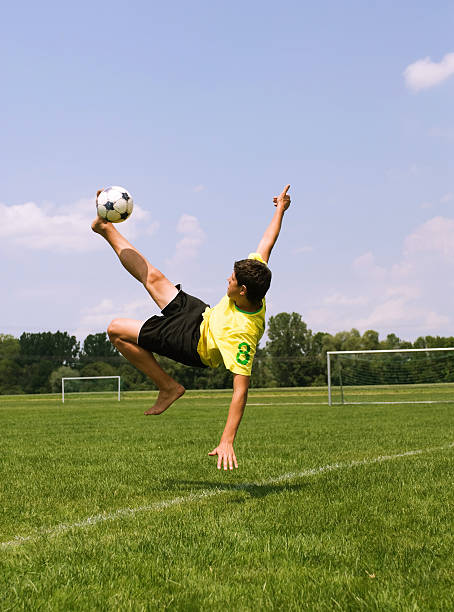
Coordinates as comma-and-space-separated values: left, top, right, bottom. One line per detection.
92, 184, 291, 470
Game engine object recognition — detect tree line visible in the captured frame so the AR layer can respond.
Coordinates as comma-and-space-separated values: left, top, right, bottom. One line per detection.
1, 312, 453, 395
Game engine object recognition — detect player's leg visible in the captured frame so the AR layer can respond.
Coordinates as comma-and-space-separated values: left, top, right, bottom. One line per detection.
92, 217, 178, 311
107, 318, 185, 415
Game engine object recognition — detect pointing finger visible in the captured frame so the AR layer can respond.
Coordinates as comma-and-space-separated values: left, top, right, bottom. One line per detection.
280, 184, 290, 197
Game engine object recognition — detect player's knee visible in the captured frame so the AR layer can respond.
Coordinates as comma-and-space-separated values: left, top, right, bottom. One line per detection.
107, 319, 122, 344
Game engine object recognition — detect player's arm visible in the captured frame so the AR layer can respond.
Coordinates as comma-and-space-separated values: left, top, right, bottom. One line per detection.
208, 373, 250, 470
256, 184, 291, 264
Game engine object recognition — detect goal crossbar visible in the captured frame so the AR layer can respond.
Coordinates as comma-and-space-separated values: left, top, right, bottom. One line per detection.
327, 347, 454, 405
61, 376, 121, 403
328, 348, 454, 355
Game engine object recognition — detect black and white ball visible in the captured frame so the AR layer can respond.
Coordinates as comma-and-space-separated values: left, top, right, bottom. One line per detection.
96, 186, 134, 223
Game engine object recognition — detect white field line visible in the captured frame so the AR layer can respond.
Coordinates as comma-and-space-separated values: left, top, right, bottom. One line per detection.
1, 442, 452, 550
343, 400, 453, 405
248, 402, 319, 406
249, 400, 454, 406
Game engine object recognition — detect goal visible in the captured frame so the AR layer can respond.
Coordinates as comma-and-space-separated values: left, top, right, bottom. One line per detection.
327, 348, 454, 405
61, 376, 121, 403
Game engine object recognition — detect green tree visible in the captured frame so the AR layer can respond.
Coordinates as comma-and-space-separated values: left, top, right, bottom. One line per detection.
380, 333, 402, 349
49, 366, 80, 393
0, 334, 20, 359
321, 329, 362, 352
250, 346, 275, 388
0, 359, 23, 394
80, 361, 118, 378
361, 330, 379, 350
118, 363, 149, 390
79, 332, 120, 365
266, 312, 312, 387
76, 361, 120, 392
413, 335, 454, 349
19, 331, 80, 367
337, 329, 362, 351
0, 335, 22, 394
18, 331, 80, 393
24, 361, 56, 394
306, 331, 332, 386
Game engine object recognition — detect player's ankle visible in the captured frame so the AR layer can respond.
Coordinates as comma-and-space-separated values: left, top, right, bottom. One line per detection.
160, 382, 185, 394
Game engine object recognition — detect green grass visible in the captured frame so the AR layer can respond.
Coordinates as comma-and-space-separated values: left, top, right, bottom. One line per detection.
0, 387, 453, 610
330, 382, 454, 405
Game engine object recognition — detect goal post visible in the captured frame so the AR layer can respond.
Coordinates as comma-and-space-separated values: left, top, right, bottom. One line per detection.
327, 347, 454, 405
61, 376, 121, 403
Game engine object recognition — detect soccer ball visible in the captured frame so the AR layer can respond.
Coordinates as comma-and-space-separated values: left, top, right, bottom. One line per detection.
96, 186, 134, 223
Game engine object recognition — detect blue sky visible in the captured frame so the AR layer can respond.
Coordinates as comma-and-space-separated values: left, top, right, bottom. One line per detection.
1, 0, 454, 343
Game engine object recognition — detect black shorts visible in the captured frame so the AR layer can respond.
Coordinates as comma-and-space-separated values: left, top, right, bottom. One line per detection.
138, 288, 209, 368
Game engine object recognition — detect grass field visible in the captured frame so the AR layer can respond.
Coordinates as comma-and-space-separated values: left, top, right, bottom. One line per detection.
330, 382, 454, 405
1, 387, 453, 611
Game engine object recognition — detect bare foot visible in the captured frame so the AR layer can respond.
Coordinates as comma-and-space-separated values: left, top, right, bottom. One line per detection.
144, 384, 185, 415
91, 216, 110, 235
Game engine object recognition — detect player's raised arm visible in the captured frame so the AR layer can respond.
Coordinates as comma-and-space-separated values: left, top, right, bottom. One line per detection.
256, 184, 291, 264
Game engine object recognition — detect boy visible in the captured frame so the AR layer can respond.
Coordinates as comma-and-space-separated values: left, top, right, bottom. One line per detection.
91, 184, 291, 470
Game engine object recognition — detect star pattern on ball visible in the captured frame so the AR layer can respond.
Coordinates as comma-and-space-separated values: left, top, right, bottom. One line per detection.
95, 187, 132, 223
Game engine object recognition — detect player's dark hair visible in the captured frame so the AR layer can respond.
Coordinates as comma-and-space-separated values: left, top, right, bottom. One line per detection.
234, 259, 272, 304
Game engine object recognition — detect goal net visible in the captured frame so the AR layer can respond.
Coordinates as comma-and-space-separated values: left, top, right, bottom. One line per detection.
61, 376, 121, 403
327, 348, 454, 405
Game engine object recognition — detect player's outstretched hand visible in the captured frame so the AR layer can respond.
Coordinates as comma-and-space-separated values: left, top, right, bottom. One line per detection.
273, 184, 291, 210
208, 442, 239, 471
92, 189, 110, 233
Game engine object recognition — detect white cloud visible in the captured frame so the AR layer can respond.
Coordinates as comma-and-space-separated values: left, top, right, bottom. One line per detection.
166, 214, 205, 267
294, 245, 313, 254
145, 221, 160, 235
352, 252, 386, 281
323, 293, 368, 306
74, 297, 155, 340
389, 259, 414, 281
306, 216, 454, 338
429, 126, 454, 143
425, 311, 450, 329
419, 194, 452, 211
0, 198, 158, 253
305, 306, 360, 334
356, 297, 409, 329
404, 216, 454, 259
193, 185, 205, 193
385, 285, 420, 300
404, 52, 454, 91
356, 300, 450, 333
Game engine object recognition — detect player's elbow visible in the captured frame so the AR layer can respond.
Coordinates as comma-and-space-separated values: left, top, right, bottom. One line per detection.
233, 375, 250, 402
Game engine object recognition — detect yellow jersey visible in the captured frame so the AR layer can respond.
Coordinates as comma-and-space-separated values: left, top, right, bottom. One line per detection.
197, 253, 267, 376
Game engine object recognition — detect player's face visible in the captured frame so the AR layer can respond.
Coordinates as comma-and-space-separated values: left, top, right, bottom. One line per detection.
227, 271, 242, 299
